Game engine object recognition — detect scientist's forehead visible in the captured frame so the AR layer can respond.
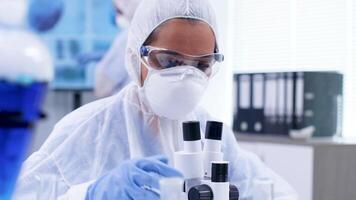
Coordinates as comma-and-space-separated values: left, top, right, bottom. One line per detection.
149, 18, 216, 55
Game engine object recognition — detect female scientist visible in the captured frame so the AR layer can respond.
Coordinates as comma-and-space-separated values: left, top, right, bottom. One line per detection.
14, 0, 297, 199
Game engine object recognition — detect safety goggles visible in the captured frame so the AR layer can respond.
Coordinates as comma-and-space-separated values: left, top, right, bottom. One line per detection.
140, 45, 224, 77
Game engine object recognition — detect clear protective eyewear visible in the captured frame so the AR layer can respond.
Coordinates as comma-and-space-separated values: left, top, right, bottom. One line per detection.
140, 45, 224, 77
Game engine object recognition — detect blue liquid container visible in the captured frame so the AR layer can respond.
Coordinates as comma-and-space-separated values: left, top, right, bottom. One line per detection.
0, 81, 47, 200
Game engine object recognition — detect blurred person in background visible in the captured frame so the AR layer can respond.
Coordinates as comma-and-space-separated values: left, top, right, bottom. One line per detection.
93, 0, 142, 98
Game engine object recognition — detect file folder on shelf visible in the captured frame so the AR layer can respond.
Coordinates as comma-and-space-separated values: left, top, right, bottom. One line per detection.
233, 74, 265, 134
233, 71, 343, 137
285, 72, 294, 131
300, 72, 343, 137
263, 73, 277, 134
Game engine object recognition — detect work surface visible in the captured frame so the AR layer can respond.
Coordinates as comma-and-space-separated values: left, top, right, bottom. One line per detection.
235, 133, 356, 147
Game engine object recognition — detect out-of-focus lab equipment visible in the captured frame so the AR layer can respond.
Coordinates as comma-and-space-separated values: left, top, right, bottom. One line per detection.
233, 71, 343, 138
27, 0, 120, 153
27, 0, 64, 32
39, 0, 117, 91
0, 0, 53, 199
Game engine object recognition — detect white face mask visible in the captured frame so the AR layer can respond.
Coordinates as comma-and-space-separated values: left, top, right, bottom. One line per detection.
142, 65, 209, 120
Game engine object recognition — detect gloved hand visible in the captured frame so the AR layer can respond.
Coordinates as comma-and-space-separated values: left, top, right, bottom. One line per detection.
85, 155, 183, 200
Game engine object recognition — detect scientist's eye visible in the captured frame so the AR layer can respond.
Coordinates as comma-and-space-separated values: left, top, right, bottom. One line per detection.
197, 63, 210, 71
148, 50, 186, 69
165, 59, 185, 68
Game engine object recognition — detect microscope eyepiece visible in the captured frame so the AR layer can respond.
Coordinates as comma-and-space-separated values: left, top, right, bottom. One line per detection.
205, 121, 223, 140
183, 121, 201, 141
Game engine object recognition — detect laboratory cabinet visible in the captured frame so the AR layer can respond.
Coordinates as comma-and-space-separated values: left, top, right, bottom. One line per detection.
236, 134, 356, 200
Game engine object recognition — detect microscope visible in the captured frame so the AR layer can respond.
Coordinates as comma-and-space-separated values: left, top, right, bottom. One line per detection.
171, 121, 240, 200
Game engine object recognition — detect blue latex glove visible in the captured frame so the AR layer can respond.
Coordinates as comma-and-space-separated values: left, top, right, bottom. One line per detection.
85, 155, 183, 200
27, 0, 64, 32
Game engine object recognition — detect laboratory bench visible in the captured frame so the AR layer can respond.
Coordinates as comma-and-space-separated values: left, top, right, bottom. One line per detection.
235, 133, 356, 200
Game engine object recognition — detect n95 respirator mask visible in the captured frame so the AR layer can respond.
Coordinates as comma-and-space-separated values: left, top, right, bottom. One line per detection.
142, 65, 209, 120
